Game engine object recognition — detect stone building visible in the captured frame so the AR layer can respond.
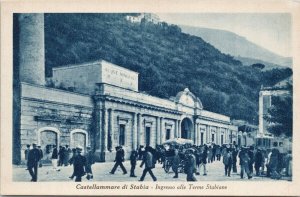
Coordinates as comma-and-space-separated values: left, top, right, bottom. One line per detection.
257, 77, 292, 149
13, 13, 238, 164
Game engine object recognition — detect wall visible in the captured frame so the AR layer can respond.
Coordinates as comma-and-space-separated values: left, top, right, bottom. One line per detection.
52, 60, 139, 95
19, 83, 93, 162
52, 62, 101, 95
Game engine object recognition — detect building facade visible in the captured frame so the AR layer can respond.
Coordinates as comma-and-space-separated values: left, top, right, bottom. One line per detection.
13, 13, 238, 164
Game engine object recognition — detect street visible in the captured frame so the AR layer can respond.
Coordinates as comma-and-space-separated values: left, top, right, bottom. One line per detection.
13, 159, 290, 182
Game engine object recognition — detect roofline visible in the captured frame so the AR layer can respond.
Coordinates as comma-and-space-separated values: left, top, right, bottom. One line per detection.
52, 59, 140, 75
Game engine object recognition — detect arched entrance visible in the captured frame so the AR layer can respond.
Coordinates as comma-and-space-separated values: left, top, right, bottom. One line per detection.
70, 129, 88, 153
181, 118, 193, 139
37, 127, 60, 161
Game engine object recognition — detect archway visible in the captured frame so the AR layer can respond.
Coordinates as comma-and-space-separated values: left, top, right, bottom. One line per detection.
181, 118, 193, 139
70, 129, 88, 153
37, 127, 61, 161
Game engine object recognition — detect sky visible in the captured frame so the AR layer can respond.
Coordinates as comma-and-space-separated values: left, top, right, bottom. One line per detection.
156, 13, 292, 57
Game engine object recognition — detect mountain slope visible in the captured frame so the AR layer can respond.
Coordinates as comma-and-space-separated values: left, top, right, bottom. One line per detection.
180, 25, 292, 68
44, 14, 292, 123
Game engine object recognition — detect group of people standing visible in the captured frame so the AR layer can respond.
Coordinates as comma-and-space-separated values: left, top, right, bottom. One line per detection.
25, 143, 95, 182
24, 142, 292, 182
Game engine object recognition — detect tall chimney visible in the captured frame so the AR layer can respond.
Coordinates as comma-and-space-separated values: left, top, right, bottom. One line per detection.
18, 13, 45, 85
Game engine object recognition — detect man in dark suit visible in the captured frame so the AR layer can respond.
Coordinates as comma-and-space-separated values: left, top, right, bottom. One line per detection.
139, 146, 157, 181
73, 146, 86, 182
37, 145, 43, 167
27, 143, 41, 182
110, 146, 127, 174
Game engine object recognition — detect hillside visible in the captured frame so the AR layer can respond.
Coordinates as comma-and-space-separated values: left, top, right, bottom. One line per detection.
234, 56, 286, 70
180, 26, 292, 68
44, 14, 292, 123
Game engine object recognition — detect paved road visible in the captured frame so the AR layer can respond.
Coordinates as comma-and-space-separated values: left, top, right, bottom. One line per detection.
13, 159, 289, 182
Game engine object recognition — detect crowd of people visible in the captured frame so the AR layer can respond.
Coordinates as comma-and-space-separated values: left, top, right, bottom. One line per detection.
24, 142, 292, 182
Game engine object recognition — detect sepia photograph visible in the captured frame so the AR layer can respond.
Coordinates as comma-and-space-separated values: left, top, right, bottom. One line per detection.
1, 0, 300, 196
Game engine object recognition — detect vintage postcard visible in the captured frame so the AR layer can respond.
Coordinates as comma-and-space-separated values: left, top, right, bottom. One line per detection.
1, 0, 300, 196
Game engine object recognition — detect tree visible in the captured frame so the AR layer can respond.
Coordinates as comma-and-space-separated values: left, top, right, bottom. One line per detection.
264, 94, 292, 137
251, 63, 265, 69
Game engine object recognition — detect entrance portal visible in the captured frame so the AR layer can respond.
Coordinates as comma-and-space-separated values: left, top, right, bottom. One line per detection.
40, 130, 58, 161
71, 132, 87, 153
181, 118, 193, 139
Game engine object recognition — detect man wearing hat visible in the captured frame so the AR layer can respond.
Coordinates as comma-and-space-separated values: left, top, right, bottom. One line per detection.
184, 148, 197, 181
37, 145, 43, 168
27, 143, 41, 182
85, 146, 95, 180
238, 146, 252, 179
110, 146, 127, 175
139, 146, 157, 181
24, 144, 30, 170
73, 146, 86, 182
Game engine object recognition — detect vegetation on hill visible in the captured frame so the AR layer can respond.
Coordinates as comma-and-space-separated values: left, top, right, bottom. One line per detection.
44, 14, 292, 124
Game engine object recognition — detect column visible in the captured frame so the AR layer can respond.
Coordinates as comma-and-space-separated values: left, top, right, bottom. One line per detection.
132, 113, 137, 150
194, 122, 198, 144
160, 118, 164, 143
178, 120, 181, 138
206, 125, 210, 143
103, 108, 109, 152
197, 124, 200, 146
216, 127, 219, 145
137, 114, 142, 147
95, 108, 102, 152
170, 124, 175, 139
174, 120, 178, 138
156, 117, 160, 145
109, 109, 115, 151
202, 125, 206, 144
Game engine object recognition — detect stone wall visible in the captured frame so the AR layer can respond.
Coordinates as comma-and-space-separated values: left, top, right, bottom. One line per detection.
18, 83, 93, 163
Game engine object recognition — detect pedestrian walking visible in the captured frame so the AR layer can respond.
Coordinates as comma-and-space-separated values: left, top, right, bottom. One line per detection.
184, 149, 197, 182
207, 146, 213, 163
24, 144, 30, 170
51, 145, 60, 171
199, 145, 207, 176
269, 147, 281, 179
138, 145, 144, 160
69, 148, 77, 179
73, 147, 86, 182
172, 149, 180, 178
248, 146, 255, 175
254, 148, 264, 176
58, 146, 65, 166
85, 146, 95, 180
27, 143, 41, 182
223, 148, 233, 177
37, 145, 43, 167
212, 144, 216, 162
285, 150, 292, 177
139, 146, 157, 181
110, 146, 127, 174
216, 145, 221, 161
129, 150, 138, 177
239, 147, 252, 179
63, 145, 70, 166
232, 146, 238, 173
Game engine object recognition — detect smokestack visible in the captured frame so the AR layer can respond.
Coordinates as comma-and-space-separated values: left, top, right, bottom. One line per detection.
18, 13, 45, 85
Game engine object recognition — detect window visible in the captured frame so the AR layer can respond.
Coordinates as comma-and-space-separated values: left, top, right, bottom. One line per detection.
212, 133, 215, 142
145, 127, 151, 146
166, 129, 171, 140
119, 124, 125, 146
200, 133, 204, 145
